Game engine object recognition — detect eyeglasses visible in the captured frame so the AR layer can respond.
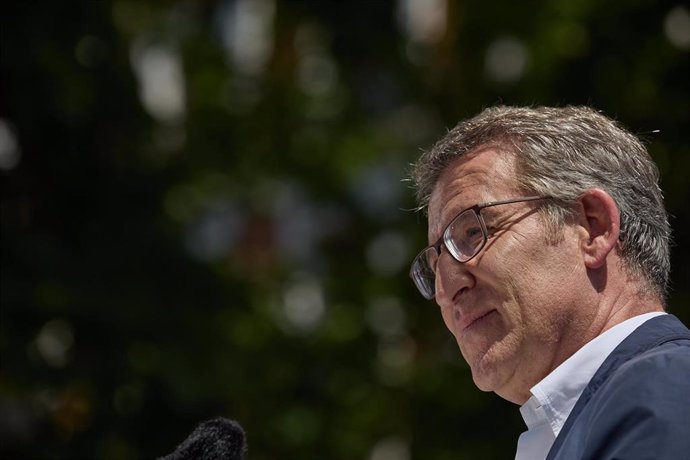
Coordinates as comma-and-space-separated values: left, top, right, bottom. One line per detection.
410, 196, 550, 300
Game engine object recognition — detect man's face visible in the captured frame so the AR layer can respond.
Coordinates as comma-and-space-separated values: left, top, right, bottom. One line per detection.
427, 148, 590, 404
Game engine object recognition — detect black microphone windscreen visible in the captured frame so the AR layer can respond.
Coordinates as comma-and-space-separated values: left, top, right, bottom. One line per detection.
160, 417, 247, 460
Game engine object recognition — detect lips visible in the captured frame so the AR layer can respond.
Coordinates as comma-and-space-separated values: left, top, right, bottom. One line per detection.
456, 309, 496, 333
450, 287, 498, 333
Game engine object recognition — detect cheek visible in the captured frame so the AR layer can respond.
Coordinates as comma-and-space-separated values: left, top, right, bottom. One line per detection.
507, 244, 584, 339
439, 307, 456, 335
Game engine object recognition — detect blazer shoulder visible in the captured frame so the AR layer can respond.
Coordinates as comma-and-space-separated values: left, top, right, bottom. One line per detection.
547, 316, 690, 460
574, 338, 690, 459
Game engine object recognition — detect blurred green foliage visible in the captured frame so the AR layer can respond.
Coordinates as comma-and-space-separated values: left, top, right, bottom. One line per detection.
1, 0, 688, 459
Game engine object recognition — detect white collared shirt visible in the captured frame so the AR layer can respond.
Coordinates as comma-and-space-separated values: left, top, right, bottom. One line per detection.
514, 312, 666, 460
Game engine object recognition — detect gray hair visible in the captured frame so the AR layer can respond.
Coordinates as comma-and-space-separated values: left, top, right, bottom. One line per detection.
411, 106, 671, 301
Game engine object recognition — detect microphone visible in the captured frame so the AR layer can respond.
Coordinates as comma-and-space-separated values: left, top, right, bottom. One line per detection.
159, 417, 247, 460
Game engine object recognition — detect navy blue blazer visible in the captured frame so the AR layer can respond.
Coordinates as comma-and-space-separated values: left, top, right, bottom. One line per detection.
547, 314, 690, 460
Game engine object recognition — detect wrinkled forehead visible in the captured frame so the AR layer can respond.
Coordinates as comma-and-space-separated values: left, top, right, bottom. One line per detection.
427, 149, 518, 238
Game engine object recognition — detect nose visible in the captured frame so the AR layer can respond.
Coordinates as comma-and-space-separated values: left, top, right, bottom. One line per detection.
434, 252, 475, 310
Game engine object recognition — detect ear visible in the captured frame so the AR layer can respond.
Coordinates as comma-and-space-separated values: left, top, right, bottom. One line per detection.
577, 188, 620, 269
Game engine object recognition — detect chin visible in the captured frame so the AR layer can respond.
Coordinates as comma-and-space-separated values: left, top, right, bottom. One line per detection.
472, 376, 496, 393
466, 345, 513, 394
470, 365, 501, 392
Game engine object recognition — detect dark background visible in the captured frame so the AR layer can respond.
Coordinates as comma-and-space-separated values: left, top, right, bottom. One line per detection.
1, 1, 689, 459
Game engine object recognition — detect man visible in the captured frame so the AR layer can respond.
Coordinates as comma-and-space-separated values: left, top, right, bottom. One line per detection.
408, 106, 690, 459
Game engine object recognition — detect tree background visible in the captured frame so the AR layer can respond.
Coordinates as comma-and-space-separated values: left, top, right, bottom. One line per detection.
1, 0, 688, 459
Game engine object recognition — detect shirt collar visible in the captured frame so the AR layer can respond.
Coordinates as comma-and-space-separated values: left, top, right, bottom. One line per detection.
522, 312, 666, 437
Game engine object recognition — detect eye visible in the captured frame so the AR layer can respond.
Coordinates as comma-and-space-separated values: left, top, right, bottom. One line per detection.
465, 226, 482, 238
463, 225, 485, 247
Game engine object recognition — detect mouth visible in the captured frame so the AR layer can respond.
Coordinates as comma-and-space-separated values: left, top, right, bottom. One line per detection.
458, 309, 497, 333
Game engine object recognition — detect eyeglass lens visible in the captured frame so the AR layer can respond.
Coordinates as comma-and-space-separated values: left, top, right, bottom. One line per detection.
411, 209, 485, 299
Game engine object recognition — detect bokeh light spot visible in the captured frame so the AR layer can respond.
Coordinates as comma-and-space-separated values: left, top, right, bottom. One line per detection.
485, 36, 529, 83
0, 120, 21, 171
34, 320, 74, 368
366, 231, 409, 276
664, 6, 690, 50
369, 436, 411, 460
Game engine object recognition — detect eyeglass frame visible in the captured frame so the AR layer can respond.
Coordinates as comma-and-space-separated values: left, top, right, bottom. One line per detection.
410, 195, 551, 300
